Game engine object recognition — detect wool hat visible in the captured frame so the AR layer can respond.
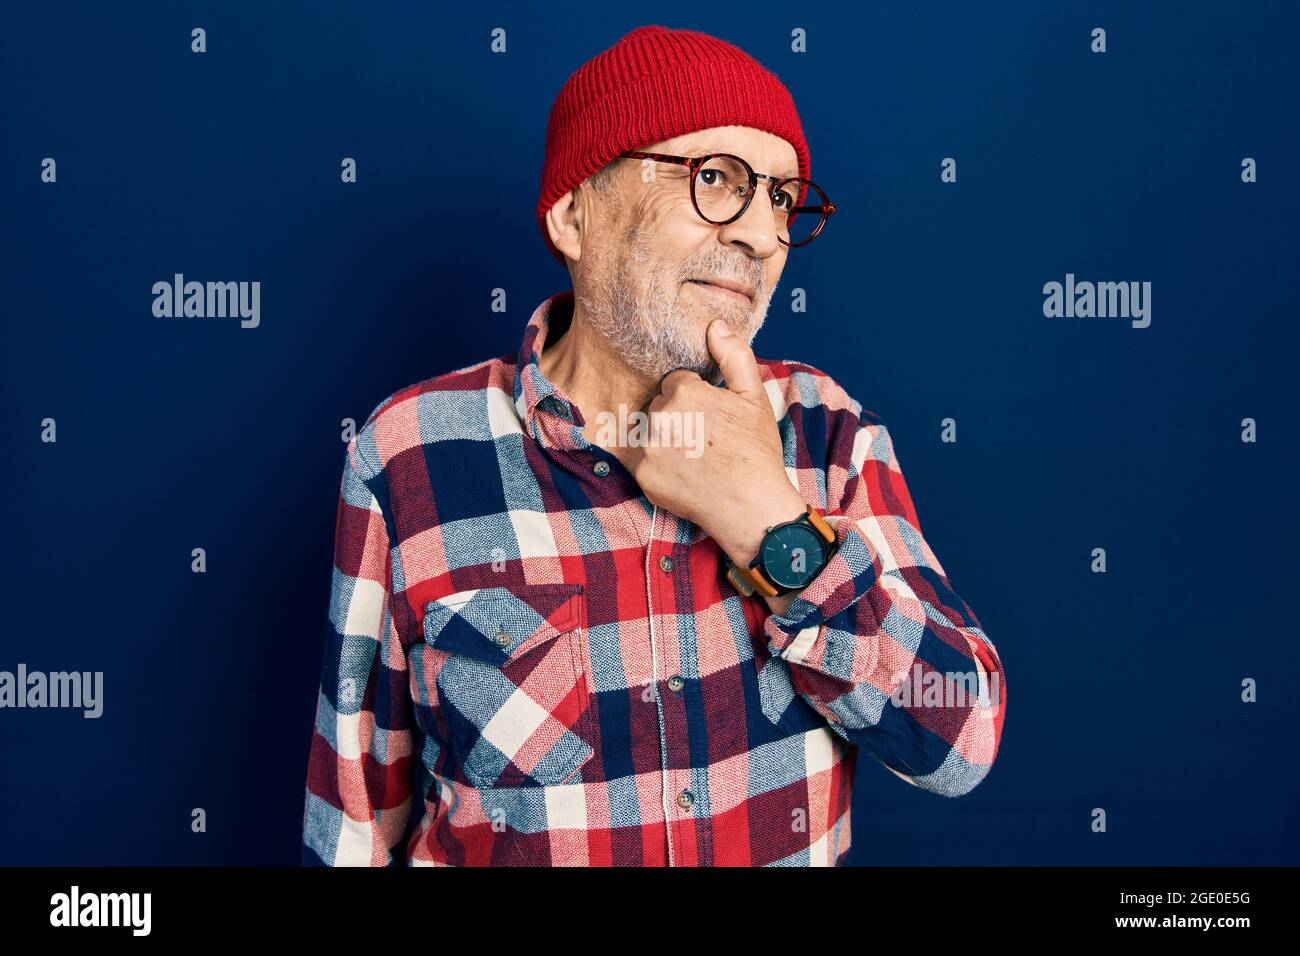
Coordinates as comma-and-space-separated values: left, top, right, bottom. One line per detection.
537, 24, 810, 264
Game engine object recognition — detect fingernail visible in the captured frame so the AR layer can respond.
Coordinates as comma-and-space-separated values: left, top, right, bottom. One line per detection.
713, 321, 733, 337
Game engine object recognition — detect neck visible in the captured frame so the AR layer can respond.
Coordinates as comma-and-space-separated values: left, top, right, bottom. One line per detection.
538, 294, 662, 445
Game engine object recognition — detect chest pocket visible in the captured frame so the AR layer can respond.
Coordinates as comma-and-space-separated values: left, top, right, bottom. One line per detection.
420, 583, 595, 788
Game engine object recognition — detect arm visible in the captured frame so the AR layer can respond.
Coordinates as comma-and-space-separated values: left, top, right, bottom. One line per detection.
302, 439, 417, 865
762, 406, 1006, 798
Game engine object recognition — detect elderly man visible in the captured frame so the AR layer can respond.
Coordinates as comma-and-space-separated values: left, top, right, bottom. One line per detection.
303, 24, 1005, 867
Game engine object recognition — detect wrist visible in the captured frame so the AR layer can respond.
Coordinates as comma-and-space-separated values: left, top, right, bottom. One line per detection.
720, 485, 810, 568
761, 588, 803, 618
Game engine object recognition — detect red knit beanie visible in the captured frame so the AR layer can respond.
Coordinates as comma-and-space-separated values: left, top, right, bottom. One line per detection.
537, 25, 810, 264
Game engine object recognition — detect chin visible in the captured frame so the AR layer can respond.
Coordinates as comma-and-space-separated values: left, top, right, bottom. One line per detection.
653, 353, 715, 383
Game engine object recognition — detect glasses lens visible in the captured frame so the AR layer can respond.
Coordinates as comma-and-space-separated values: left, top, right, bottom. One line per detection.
694, 155, 752, 223
774, 179, 829, 246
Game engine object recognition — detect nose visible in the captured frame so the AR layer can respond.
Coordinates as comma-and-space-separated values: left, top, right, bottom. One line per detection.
714, 185, 783, 259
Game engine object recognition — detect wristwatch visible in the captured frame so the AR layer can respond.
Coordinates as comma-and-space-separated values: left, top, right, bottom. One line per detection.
723, 503, 838, 598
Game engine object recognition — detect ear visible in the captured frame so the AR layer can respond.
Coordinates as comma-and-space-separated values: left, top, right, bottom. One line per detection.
545, 190, 584, 264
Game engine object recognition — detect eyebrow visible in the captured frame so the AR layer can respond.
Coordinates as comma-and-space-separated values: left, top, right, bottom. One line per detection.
688, 145, 799, 180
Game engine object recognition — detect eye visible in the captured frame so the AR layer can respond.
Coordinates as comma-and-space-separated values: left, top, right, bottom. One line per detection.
698, 167, 745, 191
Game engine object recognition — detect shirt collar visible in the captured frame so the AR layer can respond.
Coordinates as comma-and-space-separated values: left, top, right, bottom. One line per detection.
513, 290, 590, 453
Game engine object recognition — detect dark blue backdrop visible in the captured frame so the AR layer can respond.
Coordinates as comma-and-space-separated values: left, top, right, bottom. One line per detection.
2, 1, 1296, 865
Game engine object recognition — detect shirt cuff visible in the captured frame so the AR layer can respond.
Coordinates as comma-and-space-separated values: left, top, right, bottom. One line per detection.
762, 515, 884, 683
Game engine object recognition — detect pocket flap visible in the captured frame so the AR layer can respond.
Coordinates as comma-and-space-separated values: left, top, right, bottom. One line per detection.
422, 583, 583, 666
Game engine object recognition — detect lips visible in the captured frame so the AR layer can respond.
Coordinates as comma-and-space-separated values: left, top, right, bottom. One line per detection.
686, 278, 755, 301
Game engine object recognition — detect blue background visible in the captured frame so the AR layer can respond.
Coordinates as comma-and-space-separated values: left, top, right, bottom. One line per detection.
2, 0, 1296, 865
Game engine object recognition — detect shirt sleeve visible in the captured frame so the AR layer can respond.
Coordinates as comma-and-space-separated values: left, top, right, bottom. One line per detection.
762, 404, 1006, 798
302, 439, 417, 865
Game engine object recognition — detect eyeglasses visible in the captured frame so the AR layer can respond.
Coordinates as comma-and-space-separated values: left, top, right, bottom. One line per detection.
613, 150, 836, 248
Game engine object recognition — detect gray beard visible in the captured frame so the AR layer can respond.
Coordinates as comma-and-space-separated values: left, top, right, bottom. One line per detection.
575, 229, 768, 384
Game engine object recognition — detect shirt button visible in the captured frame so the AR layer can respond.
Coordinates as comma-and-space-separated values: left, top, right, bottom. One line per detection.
667, 675, 685, 692
493, 630, 511, 647
592, 460, 610, 477
676, 789, 695, 810
659, 555, 674, 573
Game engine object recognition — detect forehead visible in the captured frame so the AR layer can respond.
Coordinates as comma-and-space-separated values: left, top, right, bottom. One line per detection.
653, 127, 801, 180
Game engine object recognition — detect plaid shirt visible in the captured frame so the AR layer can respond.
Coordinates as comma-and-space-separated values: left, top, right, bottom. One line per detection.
302, 290, 1006, 867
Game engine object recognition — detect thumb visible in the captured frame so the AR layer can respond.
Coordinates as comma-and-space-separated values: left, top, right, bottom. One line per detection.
706, 319, 764, 399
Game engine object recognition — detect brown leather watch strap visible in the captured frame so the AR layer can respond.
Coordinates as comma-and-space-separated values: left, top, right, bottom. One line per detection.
805, 506, 836, 546
729, 560, 779, 598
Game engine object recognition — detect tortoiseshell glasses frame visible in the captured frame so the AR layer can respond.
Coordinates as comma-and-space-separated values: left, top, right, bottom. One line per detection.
613, 150, 837, 248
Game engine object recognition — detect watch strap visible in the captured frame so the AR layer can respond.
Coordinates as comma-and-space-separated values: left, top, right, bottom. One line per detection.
727, 558, 778, 598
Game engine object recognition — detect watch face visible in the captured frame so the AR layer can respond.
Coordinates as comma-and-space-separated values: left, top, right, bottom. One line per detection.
759, 522, 827, 590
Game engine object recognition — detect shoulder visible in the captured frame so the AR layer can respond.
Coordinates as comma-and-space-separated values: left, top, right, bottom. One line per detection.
347, 352, 515, 481
754, 356, 887, 429
752, 356, 905, 481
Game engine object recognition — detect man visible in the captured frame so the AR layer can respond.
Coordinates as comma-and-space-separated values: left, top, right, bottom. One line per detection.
302, 24, 1005, 867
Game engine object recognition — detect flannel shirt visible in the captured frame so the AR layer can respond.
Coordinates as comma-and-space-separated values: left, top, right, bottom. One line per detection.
302, 290, 1006, 867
